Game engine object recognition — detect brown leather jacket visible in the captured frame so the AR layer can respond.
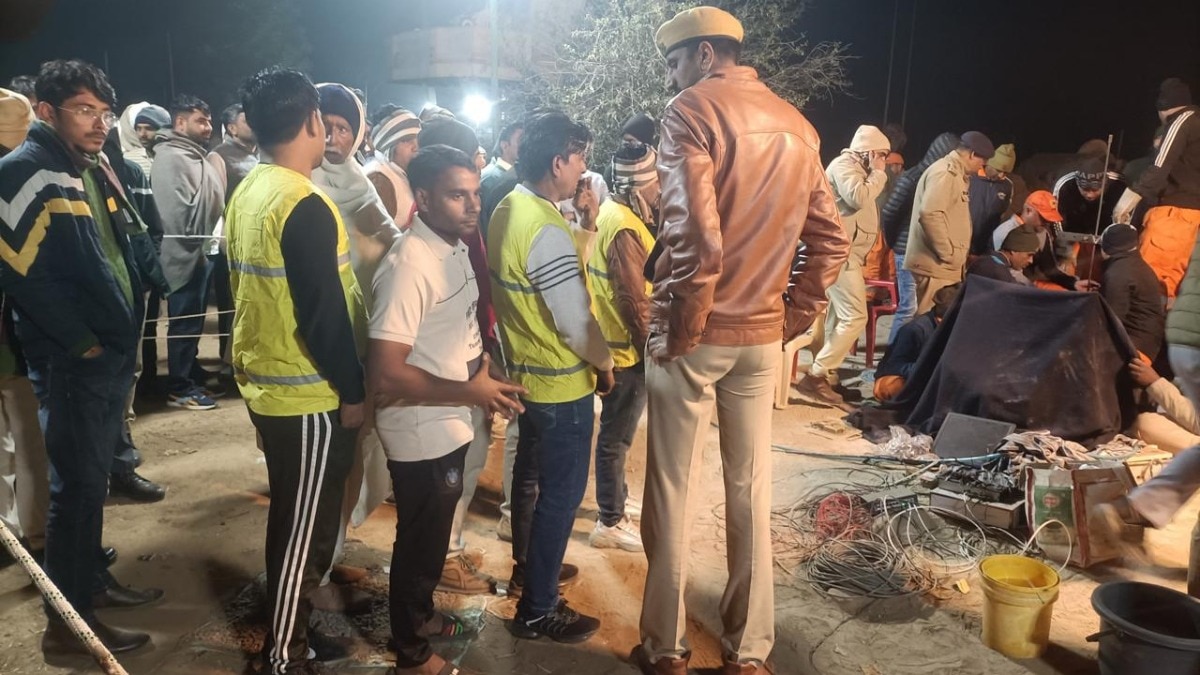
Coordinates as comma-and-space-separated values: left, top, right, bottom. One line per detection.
649, 66, 849, 358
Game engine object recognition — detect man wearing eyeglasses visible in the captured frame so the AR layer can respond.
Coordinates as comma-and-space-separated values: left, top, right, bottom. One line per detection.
0, 59, 165, 657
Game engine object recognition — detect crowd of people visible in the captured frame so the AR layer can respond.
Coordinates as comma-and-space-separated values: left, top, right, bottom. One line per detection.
0, 3, 1198, 675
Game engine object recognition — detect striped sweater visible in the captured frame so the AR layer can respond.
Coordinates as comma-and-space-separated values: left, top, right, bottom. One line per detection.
0, 122, 156, 358
1133, 106, 1200, 210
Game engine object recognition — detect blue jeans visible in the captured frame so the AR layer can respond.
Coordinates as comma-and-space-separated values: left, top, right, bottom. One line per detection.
167, 257, 211, 395
595, 366, 646, 526
26, 346, 135, 618
511, 394, 594, 617
889, 253, 918, 344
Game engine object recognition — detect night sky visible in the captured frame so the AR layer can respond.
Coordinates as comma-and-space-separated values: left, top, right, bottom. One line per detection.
2, 0, 1198, 165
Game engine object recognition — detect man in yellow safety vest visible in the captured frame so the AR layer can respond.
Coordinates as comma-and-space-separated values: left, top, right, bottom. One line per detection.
586, 142, 659, 553
226, 67, 367, 675
487, 111, 615, 643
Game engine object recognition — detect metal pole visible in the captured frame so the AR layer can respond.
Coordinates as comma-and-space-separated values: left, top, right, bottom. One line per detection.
167, 31, 176, 100
900, 0, 918, 128
883, 0, 900, 122
1086, 134, 1115, 285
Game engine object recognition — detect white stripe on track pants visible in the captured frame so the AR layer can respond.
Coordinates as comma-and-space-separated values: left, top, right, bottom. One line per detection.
251, 409, 356, 674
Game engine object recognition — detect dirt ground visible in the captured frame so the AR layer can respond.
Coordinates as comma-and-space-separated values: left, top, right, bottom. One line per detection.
1, 318, 1196, 675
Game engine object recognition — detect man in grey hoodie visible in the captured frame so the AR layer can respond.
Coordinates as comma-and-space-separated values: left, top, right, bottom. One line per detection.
151, 94, 225, 410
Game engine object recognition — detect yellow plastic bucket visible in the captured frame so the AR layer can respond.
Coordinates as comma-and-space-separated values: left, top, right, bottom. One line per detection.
979, 554, 1061, 659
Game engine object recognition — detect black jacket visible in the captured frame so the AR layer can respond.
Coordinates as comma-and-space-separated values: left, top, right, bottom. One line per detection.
969, 174, 1013, 254
1133, 106, 1200, 210
968, 253, 1021, 284
104, 133, 169, 293
881, 132, 960, 255
876, 311, 937, 379
1102, 250, 1165, 359
1052, 171, 1127, 235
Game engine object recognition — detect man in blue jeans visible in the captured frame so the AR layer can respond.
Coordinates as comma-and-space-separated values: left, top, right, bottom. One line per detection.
0, 59, 164, 656
488, 111, 615, 642
586, 143, 660, 552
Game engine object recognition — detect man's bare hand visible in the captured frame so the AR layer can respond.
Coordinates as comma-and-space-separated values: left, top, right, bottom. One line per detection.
468, 354, 527, 419
339, 402, 365, 429
574, 177, 599, 230
596, 368, 616, 396
1128, 358, 1160, 389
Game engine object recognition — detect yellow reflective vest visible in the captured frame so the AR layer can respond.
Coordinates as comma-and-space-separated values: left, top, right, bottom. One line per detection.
226, 164, 366, 416
588, 200, 655, 368
487, 188, 596, 403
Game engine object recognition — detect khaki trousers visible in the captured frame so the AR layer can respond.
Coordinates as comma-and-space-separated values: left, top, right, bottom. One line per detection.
913, 273, 959, 315
0, 375, 50, 550
1133, 412, 1200, 456
640, 342, 776, 664
811, 265, 867, 380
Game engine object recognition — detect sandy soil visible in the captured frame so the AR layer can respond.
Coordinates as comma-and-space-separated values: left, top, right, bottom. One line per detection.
1, 319, 1194, 675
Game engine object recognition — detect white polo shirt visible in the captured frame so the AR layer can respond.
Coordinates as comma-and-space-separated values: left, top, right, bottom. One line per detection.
369, 216, 483, 462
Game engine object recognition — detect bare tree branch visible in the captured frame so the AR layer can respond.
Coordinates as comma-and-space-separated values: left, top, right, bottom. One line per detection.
500, 0, 852, 164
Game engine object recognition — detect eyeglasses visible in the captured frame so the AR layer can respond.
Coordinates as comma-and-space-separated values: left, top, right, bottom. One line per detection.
58, 105, 118, 128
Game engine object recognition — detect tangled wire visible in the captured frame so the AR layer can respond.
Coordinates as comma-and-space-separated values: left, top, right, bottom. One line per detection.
764, 466, 1025, 598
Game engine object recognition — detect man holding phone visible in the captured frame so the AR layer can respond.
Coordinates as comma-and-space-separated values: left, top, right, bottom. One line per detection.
796, 124, 891, 408
487, 111, 615, 643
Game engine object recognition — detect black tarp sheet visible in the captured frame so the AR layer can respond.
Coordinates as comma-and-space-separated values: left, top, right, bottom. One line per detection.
853, 276, 1138, 447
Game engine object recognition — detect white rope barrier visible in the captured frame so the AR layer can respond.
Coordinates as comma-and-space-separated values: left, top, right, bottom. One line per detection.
142, 333, 231, 340
144, 309, 236, 323
0, 520, 129, 675
159, 234, 225, 239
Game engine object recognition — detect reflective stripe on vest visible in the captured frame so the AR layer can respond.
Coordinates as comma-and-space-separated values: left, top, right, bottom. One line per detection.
231, 252, 352, 278
240, 371, 326, 386
487, 188, 596, 403
226, 164, 366, 417
588, 200, 655, 368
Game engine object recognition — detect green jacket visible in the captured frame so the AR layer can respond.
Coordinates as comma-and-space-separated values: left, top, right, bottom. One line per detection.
1167, 241, 1200, 349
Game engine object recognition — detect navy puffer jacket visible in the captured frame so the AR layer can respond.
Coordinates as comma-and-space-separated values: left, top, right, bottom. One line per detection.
881, 132, 960, 255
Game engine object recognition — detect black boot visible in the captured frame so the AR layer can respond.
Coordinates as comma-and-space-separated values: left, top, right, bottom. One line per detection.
42, 616, 150, 656
109, 471, 167, 503
93, 569, 165, 609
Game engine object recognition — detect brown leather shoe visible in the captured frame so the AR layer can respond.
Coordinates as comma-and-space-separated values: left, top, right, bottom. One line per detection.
437, 553, 493, 595
329, 564, 369, 584
630, 644, 689, 675
793, 375, 853, 411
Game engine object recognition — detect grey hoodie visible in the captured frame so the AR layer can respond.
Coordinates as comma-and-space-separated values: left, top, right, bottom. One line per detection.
150, 129, 226, 291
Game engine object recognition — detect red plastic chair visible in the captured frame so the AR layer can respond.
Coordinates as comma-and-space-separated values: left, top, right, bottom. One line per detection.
852, 279, 897, 368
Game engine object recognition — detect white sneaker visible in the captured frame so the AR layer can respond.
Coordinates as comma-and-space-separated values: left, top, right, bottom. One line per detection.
625, 497, 642, 520
589, 517, 644, 552
497, 514, 513, 542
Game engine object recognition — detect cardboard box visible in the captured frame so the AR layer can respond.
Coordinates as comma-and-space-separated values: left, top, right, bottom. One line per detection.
1124, 448, 1173, 486
1024, 463, 1131, 568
